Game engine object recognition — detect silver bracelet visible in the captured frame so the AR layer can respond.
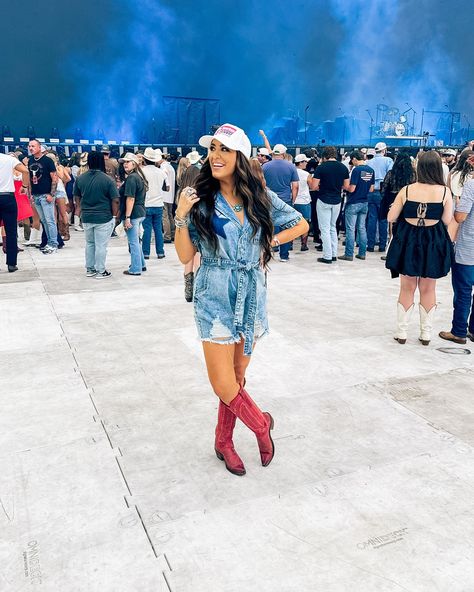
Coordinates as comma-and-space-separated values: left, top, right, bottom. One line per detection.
174, 215, 190, 228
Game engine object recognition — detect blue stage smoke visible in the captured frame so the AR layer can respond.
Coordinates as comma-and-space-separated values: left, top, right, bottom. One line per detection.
68, 0, 174, 141
3, 0, 469, 144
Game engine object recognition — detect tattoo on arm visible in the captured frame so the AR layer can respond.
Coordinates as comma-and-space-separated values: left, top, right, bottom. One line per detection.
50, 172, 58, 197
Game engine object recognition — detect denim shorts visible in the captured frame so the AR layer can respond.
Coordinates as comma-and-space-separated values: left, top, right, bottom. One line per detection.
293, 203, 311, 220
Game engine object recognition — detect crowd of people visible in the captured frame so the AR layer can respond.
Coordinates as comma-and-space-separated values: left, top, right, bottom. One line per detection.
1, 124, 474, 477
254, 134, 474, 346
1, 134, 474, 345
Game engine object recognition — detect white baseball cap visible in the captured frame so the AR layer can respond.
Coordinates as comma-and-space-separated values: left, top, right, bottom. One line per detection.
118, 152, 141, 164
294, 154, 309, 163
199, 123, 252, 159
375, 142, 387, 152
273, 143, 287, 155
186, 150, 202, 165
257, 147, 270, 156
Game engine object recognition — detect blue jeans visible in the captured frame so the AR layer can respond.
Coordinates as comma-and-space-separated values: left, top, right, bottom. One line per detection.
142, 206, 164, 257
34, 194, 58, 248
293, 203, 311, 220
317, 200, 341, 260
126, 217, 145, 273
83, 218, 115, 273
274, 224, 291, 259
344, 202, 368, 257
367, 190, 388, 250
451, 261, 474, 338
274, 199, 294, 260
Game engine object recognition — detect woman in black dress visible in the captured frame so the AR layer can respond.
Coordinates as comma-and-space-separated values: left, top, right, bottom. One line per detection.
385, 151, 454, 345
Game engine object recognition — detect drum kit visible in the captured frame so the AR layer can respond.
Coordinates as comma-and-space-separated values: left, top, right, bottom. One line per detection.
376, 104, 408, 137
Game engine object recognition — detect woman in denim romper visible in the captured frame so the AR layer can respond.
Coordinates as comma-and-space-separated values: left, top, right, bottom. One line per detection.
175, 124, 308, 476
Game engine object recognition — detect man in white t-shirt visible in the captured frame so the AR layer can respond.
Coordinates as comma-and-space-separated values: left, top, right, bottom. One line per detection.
0, 153, 30, 271
142, 147, 168, 259
154, 149, 176, 242
293, 154, 312, 251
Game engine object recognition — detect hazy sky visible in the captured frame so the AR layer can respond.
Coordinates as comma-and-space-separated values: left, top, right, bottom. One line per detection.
1, 0, 473, 142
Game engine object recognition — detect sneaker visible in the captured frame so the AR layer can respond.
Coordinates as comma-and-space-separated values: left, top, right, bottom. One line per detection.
157, 254, 166, 259
315, 244, 323, 251
300, 245, 309, 252
279, 257, 289, 262
338, 255, 353, 261
42, 245, 57, 254
86, 268, 97, 277
142, 266, 147, 272
438, 331, 467, 345
144, 255, 150, 260
317, 257, 332, 264
355, 254, 366, 260
95, 270, 112, 279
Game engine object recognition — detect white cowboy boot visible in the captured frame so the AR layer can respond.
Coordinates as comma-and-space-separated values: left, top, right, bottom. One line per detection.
23, 226, 42, 246
419, 304, 436, 346
394, 302, 414, 344
74, 215, 84, 232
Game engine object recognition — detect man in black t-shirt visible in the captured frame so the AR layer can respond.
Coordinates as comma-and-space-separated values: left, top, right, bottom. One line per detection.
312, 146, 349, 263
28, 139, 59, 253
73, 152, 120, 278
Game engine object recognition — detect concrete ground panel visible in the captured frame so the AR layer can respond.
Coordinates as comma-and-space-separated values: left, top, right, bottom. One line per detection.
1, 233, 473, 591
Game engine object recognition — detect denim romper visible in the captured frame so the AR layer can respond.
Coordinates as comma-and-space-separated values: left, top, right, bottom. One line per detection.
189, 190, 302, 356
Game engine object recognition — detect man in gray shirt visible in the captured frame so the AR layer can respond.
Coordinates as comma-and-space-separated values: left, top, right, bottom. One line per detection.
439, 158, 474, 344
262, 144, 299, 261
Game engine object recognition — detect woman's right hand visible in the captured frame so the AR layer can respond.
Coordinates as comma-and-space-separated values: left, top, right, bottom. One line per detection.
176, 186, 200, 218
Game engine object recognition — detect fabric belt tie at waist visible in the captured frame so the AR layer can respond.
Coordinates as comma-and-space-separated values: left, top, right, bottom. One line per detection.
201, 257, 261, 355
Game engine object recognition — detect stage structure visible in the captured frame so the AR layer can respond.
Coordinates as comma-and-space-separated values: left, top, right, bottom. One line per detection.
419, 109, 461, 146
162, 96, 220, 145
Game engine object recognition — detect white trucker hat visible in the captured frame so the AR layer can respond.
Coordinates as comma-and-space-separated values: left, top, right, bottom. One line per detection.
199, 123, 252, 159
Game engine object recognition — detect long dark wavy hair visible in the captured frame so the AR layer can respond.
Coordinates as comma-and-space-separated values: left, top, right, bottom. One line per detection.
451, 149, 474, 186
417, 151, 445, 186
389, 151, 416, 191
451, 149, 472, 174
191, 152, 274, 266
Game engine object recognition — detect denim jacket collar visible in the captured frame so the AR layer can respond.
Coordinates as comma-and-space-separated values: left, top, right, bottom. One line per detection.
214, 192, 250, 232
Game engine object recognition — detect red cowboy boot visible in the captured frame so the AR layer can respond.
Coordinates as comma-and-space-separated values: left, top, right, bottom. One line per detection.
215, 400, 246, 476
229, 387, 275, 467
